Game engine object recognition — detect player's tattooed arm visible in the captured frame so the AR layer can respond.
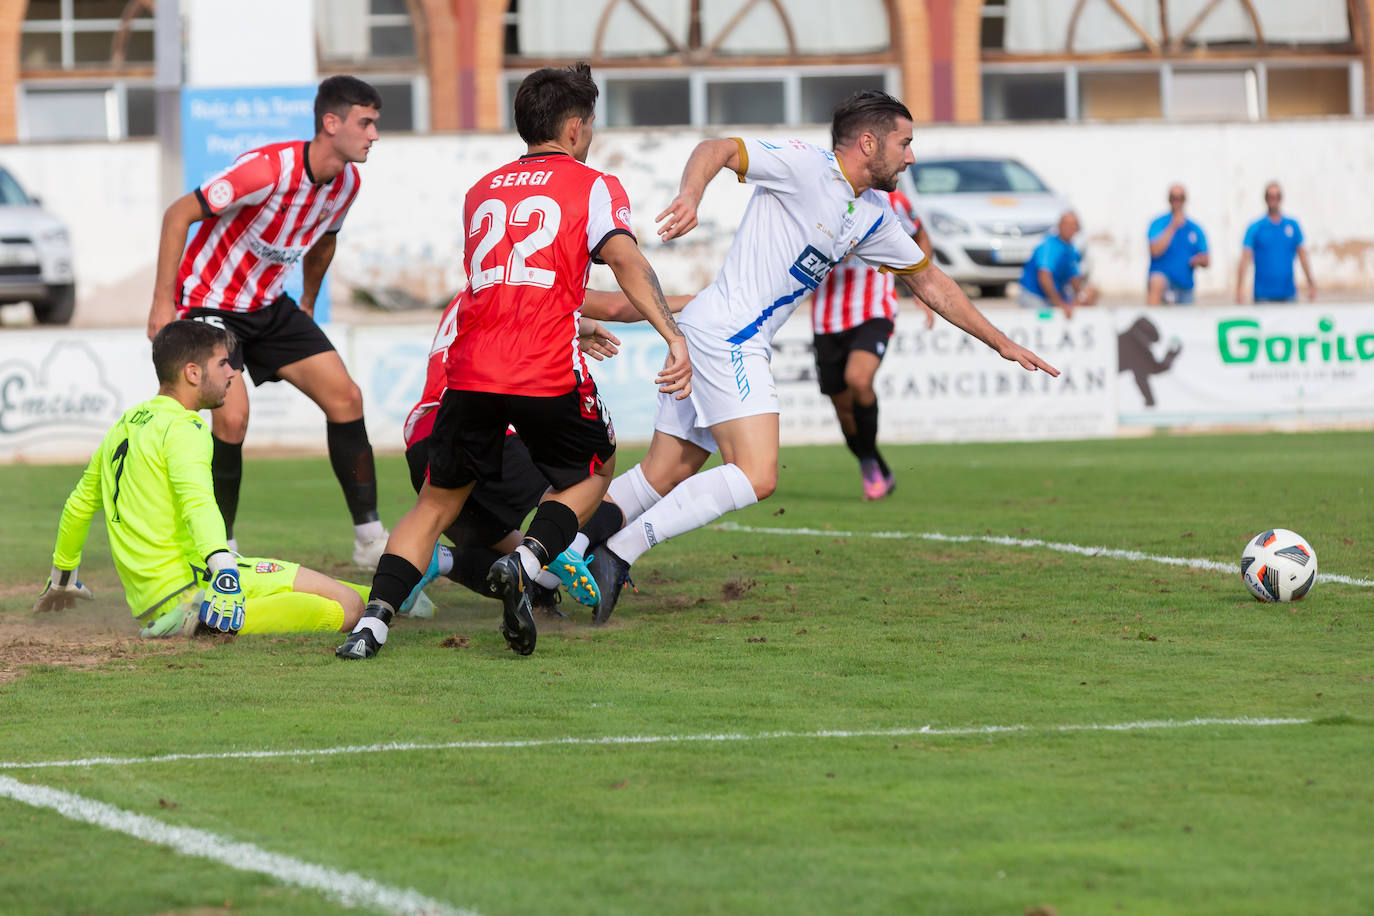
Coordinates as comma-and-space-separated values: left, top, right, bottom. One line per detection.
641, 263, 683, 337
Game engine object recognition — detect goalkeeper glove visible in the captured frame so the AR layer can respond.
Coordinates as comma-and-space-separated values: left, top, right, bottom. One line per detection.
33, 567, 94, 612
198, 552, 245, 634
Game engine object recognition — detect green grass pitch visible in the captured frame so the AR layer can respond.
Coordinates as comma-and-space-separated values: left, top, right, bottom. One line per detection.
1, 430, 1371, 915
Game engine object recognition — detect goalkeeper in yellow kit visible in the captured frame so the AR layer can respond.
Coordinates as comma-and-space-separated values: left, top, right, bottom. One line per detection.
34, 320, 366, 637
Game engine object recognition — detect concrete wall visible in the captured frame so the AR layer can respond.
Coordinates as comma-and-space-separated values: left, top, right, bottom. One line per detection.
2, 117, 1373, 321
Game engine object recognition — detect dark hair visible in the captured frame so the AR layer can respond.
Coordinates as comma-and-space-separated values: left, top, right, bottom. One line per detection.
152, 320, 236, 384
315, 75, 383, 133
513, 63, 598, 146
831, 90, 912, 149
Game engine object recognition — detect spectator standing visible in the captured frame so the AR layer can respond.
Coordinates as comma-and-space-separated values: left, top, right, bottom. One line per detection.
1147, 184, 1209, 304
1018, 211, 1098, 316
1236, 182, 1315, 304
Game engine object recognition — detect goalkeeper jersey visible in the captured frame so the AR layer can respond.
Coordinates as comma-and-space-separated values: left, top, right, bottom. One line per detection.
51, 395, 228, 616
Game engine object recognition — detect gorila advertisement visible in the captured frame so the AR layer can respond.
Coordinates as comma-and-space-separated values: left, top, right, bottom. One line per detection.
1118, 305, 1374, 425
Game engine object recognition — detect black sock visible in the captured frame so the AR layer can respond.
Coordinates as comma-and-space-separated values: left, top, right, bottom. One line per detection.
841, 427, 864, 462
368, 553, 422, 610
211, 436, 243, 538
446, 546, 503, 597
852, 400, 880, 462
326, 418, 379, 525
524, 500, 579, 564
581, 500, 625, 547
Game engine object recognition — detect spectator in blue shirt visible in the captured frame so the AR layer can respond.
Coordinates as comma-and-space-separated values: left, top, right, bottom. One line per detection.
1147, 184, 1209, 304
1019, 211, 1098, 317
1236, 182, 1315, 304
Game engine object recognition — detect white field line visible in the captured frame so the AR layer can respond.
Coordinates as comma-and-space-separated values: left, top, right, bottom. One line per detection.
713, 522, 1374, 587
0, 717, 1310, 772
0, 776, 468, 916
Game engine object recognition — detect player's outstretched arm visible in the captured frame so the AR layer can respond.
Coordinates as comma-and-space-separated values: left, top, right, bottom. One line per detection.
598, 234, 692, 398
900, 265, 1060, 376
656, 138, 742, 242
148, 192, 208, 340
582, 289, 694, 323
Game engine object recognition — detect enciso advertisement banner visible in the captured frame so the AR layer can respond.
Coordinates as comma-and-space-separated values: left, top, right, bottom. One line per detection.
1117, 304, 1374, 425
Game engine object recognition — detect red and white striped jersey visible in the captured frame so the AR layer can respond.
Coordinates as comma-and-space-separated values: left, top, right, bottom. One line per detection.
176, 141, 360, 314
447, 152, 634, 397
403, 289, 464, 448
809, 190, 918, 335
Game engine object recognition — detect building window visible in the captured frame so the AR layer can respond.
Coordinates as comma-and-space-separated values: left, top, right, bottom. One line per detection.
1168, 69, 1258, 120
604, 78, 691, 127
316, 0, 417, 63
981, 72, 1067, 121
20, 0, 154, 70
504, 1, 896, 128
505, 68, 893, 129
981, 0, 1361, 121
315, 0, 427, 133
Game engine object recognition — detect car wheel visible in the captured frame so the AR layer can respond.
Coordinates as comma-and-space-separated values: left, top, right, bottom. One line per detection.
976, 283, 1008, 300
34, 283, 76, 325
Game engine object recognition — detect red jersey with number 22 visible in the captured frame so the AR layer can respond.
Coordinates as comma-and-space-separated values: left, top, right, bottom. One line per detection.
447, 152, 635, 396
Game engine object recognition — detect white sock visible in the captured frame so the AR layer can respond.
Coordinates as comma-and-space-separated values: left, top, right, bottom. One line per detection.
516, 544, 543, 579
606, 464, 663, 526
535, 569, 561, 588
567, 533, 589, 557
436, 545, 454, 576
606, 463, 757, 565
354, 519, 385, 542
352, 615, 389, 644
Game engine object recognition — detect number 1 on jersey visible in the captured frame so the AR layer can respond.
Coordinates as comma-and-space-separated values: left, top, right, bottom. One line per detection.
468, 195, 562, 293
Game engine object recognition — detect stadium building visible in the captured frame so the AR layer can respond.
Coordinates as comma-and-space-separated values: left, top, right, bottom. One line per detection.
0, 0, 1368, 143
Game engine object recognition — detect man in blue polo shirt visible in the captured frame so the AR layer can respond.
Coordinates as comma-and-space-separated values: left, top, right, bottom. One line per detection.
1019, 210, 1098, 317
1147, 184, 1209, 304
1236, 182, 1315, 304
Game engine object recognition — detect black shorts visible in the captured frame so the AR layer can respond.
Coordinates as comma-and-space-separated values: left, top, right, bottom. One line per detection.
183, 294, 335, 386
426, 380, 616, 492
813, 318, 894, 396
405, 434, 550, 548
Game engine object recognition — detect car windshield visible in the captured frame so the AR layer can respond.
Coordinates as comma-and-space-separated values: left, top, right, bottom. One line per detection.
0, 168, 31, 206
909, 159, 1048, 195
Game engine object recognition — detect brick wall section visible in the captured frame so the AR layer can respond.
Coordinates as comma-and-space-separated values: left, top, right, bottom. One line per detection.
950, 0, 983, 122
1361, 0, 1374, 115
471, 0, 507, 130
0, 0, 25, 142
894, 0, 932, 123
420, 0, 459, 132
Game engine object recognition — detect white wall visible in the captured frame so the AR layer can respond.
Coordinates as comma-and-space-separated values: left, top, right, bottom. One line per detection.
3, 117, 1373, 318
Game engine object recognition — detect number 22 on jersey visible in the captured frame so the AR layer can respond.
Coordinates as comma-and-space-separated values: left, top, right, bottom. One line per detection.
468, 195, 562, 292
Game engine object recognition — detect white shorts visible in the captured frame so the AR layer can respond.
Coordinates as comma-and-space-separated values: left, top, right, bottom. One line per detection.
653, 327, 779, 453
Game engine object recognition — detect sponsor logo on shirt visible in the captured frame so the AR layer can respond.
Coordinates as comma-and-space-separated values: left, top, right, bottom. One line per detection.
247, 236, 305, 266
206, 179, 234, 210
615, 206, 631, 226
255, 561, 284, 574
788, 245, 833, 290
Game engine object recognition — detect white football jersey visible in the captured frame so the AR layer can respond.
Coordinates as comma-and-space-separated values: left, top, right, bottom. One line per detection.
676, 137, 929, 353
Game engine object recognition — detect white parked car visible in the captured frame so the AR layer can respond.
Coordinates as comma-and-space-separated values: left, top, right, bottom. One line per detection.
0, 165, 76, 324
899, 156, 1070, 299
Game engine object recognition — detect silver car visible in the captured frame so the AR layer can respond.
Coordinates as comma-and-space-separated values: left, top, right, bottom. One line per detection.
899, 156, 1069, 299
0, 165, 76, 324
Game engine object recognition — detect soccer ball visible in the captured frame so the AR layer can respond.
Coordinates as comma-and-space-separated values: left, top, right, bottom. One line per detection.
1240, 529, 1317, 602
